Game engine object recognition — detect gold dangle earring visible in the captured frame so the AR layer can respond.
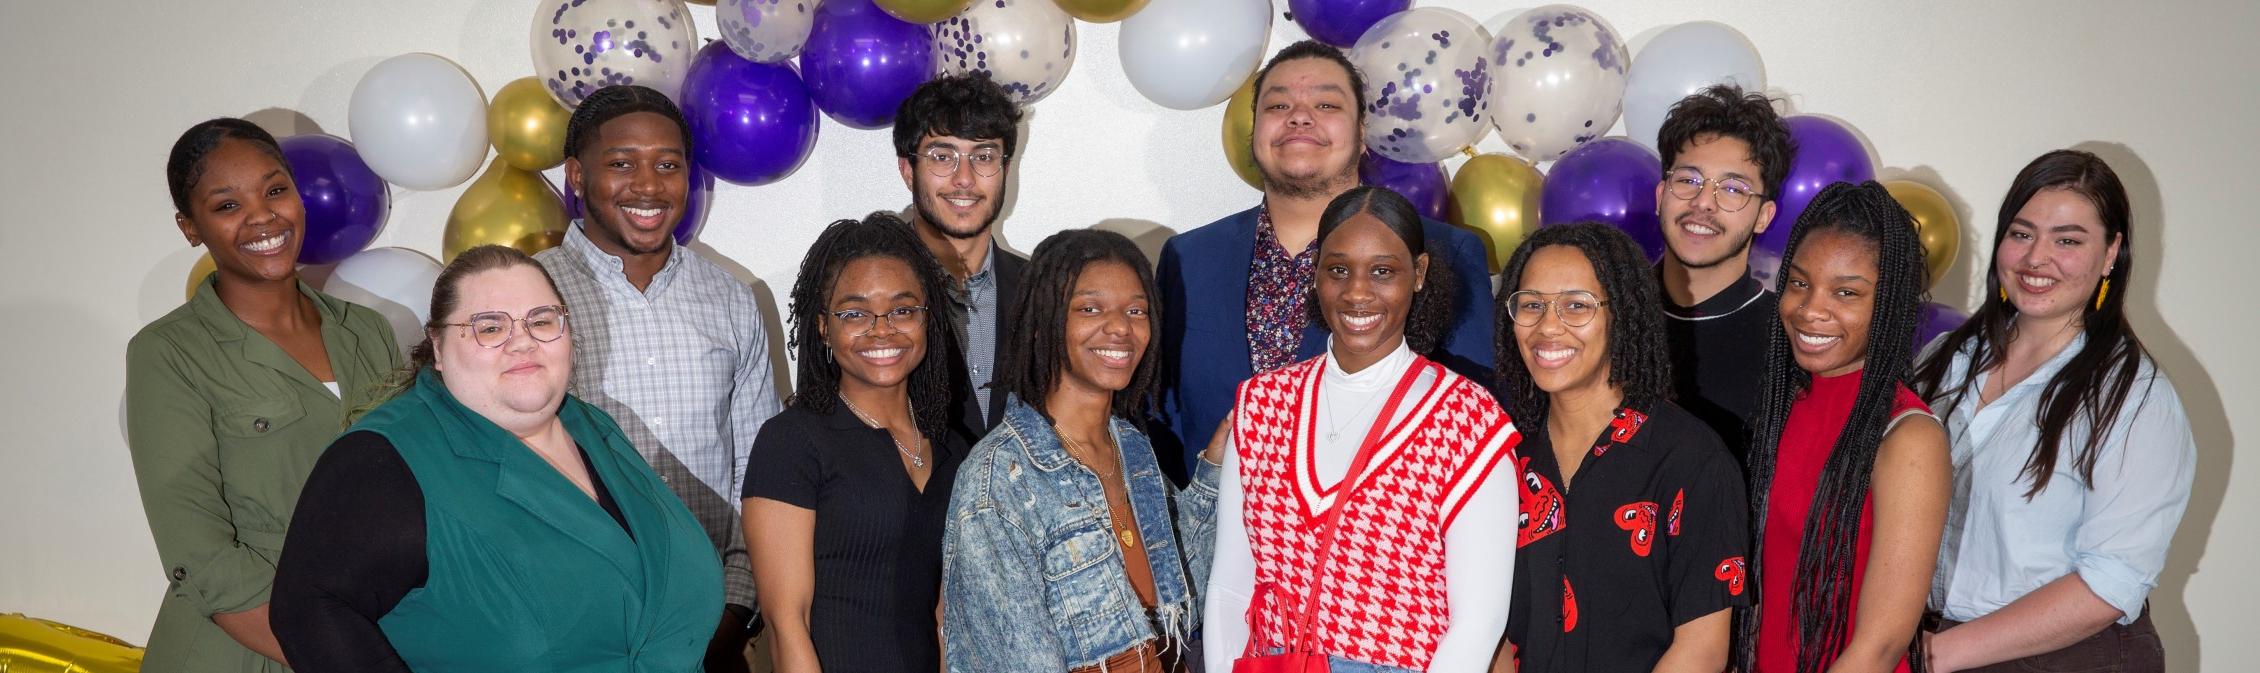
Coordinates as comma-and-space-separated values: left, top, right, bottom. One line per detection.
2094, 278, 2111, 310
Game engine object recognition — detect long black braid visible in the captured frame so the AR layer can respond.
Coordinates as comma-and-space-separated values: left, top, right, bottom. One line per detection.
784, 212, 963, 442
1735, 181, 1929, 673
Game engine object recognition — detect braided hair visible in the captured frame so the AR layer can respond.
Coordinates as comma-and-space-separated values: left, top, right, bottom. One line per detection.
1735, 181, 1929, 673
783, 212, 962, 443
1491, 222, 1675, 428
994, 229, 1162, 424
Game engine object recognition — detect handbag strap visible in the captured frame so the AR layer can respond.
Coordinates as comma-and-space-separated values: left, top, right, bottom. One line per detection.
1268, 359, 1432, 656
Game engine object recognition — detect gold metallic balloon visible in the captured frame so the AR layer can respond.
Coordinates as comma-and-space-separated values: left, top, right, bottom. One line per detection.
0, 613, 146, 673
1885, 179, 1961, 286
1446, 153, 1544, 274
184, 252, 217, 300
685, 0, 714, 4
1220, 74, 1262, 190
1053, 0, 1148, 22
488, 77, 573, 172
877, 0, 973, 24
442, 160, 571, 262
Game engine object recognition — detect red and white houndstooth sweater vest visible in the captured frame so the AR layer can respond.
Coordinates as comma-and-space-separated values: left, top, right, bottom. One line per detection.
1232, 354, 1518, 671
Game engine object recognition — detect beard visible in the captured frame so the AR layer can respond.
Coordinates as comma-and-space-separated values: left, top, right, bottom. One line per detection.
912, 179, 1008, 241
1667, 212, 1758, 269
1260, 158, 1360, 201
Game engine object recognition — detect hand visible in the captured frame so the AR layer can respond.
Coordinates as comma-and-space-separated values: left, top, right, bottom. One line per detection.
1201, 412, 1234, 465
705, 603, 756, 673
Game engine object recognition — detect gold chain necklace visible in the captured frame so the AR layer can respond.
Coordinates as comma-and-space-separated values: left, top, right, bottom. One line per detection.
1058, 430, 1138, 549
840, 395, 925, 469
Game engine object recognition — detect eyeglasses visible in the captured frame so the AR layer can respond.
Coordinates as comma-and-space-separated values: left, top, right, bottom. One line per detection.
1663, 169, 1767, 212
830, 305, 930, 336
439, 305, 570, 348
1506, 291, 1609, 327
917, 147, 1005, 178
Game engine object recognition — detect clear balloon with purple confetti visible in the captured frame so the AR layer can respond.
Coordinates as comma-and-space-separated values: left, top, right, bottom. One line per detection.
530, 0, 702, 108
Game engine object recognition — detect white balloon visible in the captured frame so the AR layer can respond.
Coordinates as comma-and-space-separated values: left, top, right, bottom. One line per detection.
321, 247, 444, 356
1488, 5, 1630, 162
718, 0, 821, 64
1118, 0, 1270, 110
934, 0, 1076, 105
530, 0, 701, 108
1622, 21, 1765, 152
347, 53, 490, 191
1353, 7, 1495, 163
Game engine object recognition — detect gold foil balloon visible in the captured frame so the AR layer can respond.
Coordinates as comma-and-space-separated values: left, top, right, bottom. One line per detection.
184, 252, 217, 300
877, 0, 973, 23
0, 613, 145, 673
1885, 179, 1961, 285
1220, 74, 1261, 189
1446, 153, 1545, 274
1054, 0, 1147, 22
442, 160, 570, 262
488, 77, 572, 171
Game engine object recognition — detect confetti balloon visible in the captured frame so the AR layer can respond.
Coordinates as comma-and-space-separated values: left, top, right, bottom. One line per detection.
1351, 7, 1494, 163
1489, 5, 1629, 162
718, 0, 822, 63
933, 0, 1077, 105
530, 0, 701, 108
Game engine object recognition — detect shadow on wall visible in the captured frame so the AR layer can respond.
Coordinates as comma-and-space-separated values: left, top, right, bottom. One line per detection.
2072, 141, 2234, 672
690, 242, 796, 400
1878, 164, 1979, 309
1089, 218, 1179, 273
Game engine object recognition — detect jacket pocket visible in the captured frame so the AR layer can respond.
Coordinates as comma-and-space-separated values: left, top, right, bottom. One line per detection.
214, 396, 307, 439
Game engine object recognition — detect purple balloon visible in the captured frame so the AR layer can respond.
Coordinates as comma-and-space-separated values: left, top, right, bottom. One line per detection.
1361, 152, 1448, 220
1755, 115, 1876, 278
1290, 0, 1412, 47
683, 41, 820, 186
1540, 137, 1665, 261
280, 134, 390, 265
801, 0, 934, 130
563, 163, 713, 246
1914, 301, 1969, 358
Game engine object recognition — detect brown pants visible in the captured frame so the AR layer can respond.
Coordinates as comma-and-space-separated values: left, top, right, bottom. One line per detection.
1938, 604, 2162, 673
1068, 639, 1182, 673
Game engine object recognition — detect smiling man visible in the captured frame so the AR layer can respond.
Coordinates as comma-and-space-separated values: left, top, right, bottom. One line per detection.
1153, 40, 1496, 483
891, 74, 1028, 438
1652, 84, 1796, 464
532, 85, 780, 673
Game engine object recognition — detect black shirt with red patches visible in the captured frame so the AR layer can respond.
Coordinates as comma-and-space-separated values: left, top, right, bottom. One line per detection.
1505, 400, 1751, 673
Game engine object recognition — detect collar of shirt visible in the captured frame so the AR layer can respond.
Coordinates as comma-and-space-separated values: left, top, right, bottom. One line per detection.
1955, 331, 2088, 419
948, 242, 999, 305
1659, 268, 1767, 320
562, 220, 686, 299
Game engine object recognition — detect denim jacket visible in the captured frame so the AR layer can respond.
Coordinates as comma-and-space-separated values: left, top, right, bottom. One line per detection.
943, 395, 1223, 672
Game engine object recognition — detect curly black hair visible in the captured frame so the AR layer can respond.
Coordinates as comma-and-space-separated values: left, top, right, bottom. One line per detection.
1491, 223, 1675, 427
1252, 39, 1368, 129
784, 212, 964, 442
1656, 84, 1795, 199
994, 229, 1161, 424
1734, 181, 1929, 673
892, 73, 1024, 161
166, 117, 289, 215
562, 84, 693, 160
1303, 186, 1456, 354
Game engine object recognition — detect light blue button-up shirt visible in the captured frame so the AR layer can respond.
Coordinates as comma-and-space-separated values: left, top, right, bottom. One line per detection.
1924, 333, 2196, 624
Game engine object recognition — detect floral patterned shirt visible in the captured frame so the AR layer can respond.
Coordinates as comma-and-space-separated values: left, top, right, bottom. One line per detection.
1246, 206, 1317, 374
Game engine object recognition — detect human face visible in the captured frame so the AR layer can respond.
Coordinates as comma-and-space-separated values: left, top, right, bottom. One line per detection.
175, 139, 306, 284
823, 256, 930, 392
1055, 261, 1152, 402
1252, 58, 1362, 200
1997, 188, 2120, 327
1317, 213, 1428, 372
1779, 229, 1877, 378
1512, 245, 1615, 401
433, 265, 574, 429
898, 134, 1009, 240
1657, 133, 1777, 270
563, 111, 688, 257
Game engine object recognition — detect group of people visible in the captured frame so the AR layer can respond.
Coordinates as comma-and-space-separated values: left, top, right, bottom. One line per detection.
126, 38, 2197, 673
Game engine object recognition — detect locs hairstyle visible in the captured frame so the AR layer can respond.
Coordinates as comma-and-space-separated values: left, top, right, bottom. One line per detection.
1910, 149, 2150, 498
891, 73, 1025, 161
1491, 222, 1674, 427
783, 212, 963, 442
994, 229, 1162, 424
1734, 181, 1928, 673
166, 117, 289, 215
1655, 84, 1796, 199
1303, 186, 1456, 354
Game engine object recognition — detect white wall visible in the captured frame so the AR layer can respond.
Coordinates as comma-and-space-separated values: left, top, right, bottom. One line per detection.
1, 1, 2250, 669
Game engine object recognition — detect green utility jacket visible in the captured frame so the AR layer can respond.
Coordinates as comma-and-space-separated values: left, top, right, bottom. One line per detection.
124, 274, 400, 672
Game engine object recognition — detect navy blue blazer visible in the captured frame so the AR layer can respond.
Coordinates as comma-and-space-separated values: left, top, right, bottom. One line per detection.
1152, 205, 1498, 482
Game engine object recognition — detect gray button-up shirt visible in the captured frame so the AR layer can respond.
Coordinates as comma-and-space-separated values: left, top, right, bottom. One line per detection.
954, 251, 999, 421
536, 223, 783, 608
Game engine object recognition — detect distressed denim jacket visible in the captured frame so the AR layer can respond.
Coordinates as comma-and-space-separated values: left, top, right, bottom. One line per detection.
942, 395, 1223, 672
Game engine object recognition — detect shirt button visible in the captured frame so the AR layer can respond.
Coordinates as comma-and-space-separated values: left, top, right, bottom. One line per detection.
653, 417, 664, 425
171, 567, 188, 581
252, 418, 270, 433
660, 475, 671, 484
647, 357, 657, 366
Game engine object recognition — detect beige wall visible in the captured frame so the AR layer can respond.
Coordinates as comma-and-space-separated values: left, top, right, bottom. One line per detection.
0, 1, 2250, 669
